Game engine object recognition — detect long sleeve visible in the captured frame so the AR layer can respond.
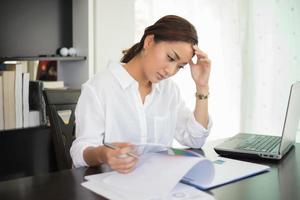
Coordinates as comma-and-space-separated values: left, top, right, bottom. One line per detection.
173, 85, 212, 148
70, 83, 105, 167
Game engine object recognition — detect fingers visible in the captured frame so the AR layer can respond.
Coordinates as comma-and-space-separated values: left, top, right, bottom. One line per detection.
108, 155, 138, 173
114, 142, 133, 148
190, 45, 211, 66
194, 45, 207, 57
114, 158, 138, 173
105, 142, 134, 157
193, 45, 208, 59
199, 57, 211, 66
104, 142, 138, 173
189, 59, 195, 66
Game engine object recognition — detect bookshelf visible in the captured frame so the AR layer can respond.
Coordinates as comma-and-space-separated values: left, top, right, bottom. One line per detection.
0, 0, 93, 177
0, 0, 93, 129
0, 56, 86, 62
0, 0, 93, 89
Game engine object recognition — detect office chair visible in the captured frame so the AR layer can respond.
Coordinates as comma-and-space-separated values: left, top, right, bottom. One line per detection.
43, 89, 81, 170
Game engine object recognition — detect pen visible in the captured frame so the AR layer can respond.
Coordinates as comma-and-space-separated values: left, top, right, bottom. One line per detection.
103, 143, 139, 159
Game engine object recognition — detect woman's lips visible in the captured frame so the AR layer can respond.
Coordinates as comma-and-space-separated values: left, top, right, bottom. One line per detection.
157, 72, 166, 80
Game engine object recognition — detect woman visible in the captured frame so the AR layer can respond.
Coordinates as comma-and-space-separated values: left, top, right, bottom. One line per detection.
70, 15, 212, 173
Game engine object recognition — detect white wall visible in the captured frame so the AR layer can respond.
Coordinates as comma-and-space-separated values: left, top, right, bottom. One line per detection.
94, 0, 135, 72
135, 0, 300, 142
58, 0, 94, 89
59, 0, 135, 87
240, 0, 300, 136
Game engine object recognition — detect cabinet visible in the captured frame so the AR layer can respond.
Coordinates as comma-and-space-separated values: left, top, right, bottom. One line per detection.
0, 1, 94, 178
0, 126, 57, 181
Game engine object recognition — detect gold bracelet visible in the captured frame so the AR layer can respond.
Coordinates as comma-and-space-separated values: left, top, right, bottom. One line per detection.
195, 92, 209, 100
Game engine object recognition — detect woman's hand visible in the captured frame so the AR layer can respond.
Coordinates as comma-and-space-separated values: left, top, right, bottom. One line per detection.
189, 45, 211, 89
100, 142, 138, 173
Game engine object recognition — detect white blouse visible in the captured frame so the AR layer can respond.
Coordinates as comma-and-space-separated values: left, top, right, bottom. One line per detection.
70, 61, 212, 167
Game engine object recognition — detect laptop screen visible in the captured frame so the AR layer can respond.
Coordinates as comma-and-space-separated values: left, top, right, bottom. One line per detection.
279, 82, 300, 154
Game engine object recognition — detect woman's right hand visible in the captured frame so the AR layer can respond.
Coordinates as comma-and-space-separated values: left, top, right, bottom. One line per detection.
100, 142, 138, 173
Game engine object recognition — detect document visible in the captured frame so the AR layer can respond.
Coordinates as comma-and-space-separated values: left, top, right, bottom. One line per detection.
82, 181, 215, 200
132, 142, 170, 155
182, 156, 271, 190
81, 148, 270, 199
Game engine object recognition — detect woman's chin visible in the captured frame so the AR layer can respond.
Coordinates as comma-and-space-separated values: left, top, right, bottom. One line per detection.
151, 76, 164, 83
150, 78, 161, 84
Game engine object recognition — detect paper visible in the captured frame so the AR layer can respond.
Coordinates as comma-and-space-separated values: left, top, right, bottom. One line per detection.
82, 150, 271, 199
132, 143, 170, 155
204, 157, 271, 189
181, 156, 270, 190
81, 181, 215, 200
85, 153, 213, 197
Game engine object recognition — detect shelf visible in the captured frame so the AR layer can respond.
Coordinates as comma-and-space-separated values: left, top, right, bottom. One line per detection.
0, 56, 86, 63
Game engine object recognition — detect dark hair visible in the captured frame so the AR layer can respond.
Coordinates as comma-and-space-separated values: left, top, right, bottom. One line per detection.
121, 15, 198, 63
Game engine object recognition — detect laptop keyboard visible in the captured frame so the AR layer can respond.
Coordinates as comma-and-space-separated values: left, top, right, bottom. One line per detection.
238, 135, 281, 152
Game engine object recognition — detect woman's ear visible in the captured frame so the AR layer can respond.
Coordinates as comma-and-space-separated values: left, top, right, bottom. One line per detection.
143, 34, 155, 50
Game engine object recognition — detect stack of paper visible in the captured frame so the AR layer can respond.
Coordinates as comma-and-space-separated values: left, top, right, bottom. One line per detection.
82, 180, 215, 200
82, 152, 215, 200
81, 149, 270, 200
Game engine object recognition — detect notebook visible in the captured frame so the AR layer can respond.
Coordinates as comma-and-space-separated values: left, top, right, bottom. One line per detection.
214, 82, 300, 160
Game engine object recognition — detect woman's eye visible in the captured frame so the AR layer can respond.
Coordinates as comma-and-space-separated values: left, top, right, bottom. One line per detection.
167, 55, 175, 62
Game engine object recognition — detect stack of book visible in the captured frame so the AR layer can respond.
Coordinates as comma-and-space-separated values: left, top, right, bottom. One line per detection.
0, 61, 65, 131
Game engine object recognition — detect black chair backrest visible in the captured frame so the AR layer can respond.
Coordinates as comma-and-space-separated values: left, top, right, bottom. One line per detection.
43, 89, 81, 170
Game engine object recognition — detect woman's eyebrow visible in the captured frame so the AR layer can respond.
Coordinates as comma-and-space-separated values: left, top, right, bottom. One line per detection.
171, 49, 188, 65
172, 50, 181, 60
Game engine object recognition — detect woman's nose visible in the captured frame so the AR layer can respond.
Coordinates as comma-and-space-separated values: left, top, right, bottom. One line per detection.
163, 63, 177, 77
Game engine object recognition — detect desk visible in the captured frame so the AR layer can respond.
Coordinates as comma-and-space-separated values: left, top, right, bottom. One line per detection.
0, 141, 299, 200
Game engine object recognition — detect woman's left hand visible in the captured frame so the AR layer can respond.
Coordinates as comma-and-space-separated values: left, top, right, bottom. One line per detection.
189, 45, 211, 88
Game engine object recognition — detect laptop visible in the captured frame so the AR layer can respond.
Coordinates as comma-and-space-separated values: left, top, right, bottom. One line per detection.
214, 82, 300, 160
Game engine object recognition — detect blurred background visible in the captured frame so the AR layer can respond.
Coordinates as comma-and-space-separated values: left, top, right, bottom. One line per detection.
93, 0, 300, 142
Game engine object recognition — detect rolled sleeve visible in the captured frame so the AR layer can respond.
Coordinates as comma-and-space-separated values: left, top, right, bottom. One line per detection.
173, 83, 212, 148
176, 112, 212, 149
70, 139, 112, 172
70, 142, 97, 167
187, 113, 213, 138
70, 83, 105, 168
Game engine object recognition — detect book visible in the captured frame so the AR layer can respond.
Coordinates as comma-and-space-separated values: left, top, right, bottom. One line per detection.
19, 61, 28, 73
82, 148, 270, 199
6, 63, 23, 128
22, 73, 30, 128
0, 75, 4, 130
29, 81, 46, 126
27, 61, 39, 81
42, 81, 65, 89
1, 71, 15, 129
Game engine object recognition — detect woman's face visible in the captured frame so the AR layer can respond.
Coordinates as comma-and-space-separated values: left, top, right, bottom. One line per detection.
141, 36, 194, 83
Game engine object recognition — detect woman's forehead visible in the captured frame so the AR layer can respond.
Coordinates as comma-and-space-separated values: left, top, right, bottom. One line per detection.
163, 41, 194, 61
